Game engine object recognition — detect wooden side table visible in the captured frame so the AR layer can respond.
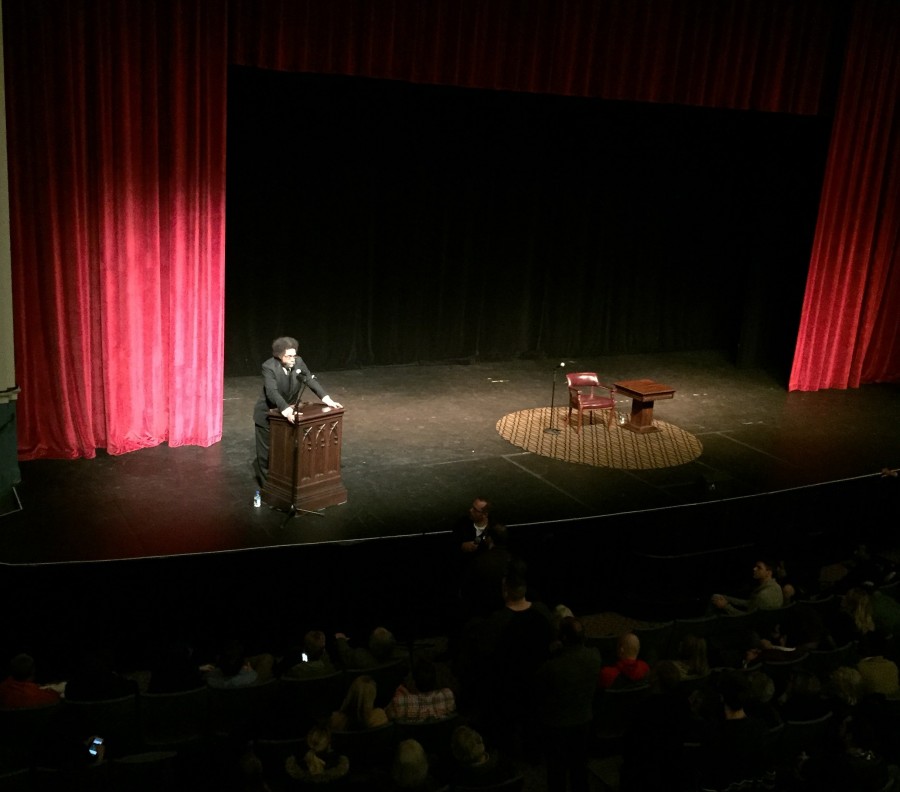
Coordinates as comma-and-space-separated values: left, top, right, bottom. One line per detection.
613, 379, 676, 433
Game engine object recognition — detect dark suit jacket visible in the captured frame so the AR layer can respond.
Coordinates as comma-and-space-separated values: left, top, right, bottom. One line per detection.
253, 356, 328, 427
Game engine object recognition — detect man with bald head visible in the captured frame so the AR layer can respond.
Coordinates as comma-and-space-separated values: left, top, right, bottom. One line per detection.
598, 632, 650, 689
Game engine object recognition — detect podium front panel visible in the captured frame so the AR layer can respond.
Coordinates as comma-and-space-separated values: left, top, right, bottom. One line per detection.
262, 405, 348, 511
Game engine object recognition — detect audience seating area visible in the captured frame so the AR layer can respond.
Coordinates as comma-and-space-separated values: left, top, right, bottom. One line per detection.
1, 534, 899, 791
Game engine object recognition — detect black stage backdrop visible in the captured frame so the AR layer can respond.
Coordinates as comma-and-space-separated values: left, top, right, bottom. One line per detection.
225, 67, 830, 379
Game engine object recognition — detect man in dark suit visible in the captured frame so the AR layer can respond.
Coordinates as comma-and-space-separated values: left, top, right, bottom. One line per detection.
253, 335, 342, 484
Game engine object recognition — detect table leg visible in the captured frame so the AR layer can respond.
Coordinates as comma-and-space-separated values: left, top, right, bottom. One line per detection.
623, 398, 660, 433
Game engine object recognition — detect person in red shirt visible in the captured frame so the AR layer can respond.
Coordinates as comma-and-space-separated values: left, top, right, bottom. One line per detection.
598, 633, 650, 689
0, 653, 62, 708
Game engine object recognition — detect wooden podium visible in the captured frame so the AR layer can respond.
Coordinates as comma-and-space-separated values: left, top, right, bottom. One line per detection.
262, 404, 348, 512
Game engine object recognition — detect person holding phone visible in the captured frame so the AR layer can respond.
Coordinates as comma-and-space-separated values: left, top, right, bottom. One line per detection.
280, 630, 336, 679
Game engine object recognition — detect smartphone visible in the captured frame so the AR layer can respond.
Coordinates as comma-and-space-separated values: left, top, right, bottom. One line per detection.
88, 737, 104, 757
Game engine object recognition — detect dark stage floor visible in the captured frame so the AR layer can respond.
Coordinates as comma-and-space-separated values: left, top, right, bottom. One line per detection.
2, 351, 899, 657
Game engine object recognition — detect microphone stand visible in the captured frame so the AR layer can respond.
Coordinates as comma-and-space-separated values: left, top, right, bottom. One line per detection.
544, 362, 565, 435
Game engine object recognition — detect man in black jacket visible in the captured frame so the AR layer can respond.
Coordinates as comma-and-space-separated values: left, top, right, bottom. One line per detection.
253, 335, 342, 484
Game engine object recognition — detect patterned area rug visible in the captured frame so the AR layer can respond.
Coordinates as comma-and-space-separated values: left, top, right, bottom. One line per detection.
496, 407, 702, 470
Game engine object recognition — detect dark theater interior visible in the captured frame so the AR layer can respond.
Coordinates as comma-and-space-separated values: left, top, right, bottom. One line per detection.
1, 2, 898, 790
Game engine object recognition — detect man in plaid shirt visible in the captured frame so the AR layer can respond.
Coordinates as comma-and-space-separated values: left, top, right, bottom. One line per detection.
385, 655, 457, 722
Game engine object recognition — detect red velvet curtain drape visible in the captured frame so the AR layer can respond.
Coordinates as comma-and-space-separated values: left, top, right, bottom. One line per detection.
6, 0, 896, 459
789, 0, 900, 391
227, 0, 833, 114
5, 0, 228, 459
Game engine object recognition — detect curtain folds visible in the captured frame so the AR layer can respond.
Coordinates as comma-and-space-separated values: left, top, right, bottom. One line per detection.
5, 0, 898, 459
789, 0, 900, 390
5, 0, 228, 459
227, 0, 833, 114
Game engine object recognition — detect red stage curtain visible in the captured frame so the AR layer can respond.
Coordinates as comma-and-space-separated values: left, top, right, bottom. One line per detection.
5, 0, 228, 459
227, 0, 833, 114
6, 0, 896, 460
789, 0, 900, 391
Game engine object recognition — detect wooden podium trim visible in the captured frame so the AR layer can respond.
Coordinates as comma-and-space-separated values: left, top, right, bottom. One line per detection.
262, 404, 348, 511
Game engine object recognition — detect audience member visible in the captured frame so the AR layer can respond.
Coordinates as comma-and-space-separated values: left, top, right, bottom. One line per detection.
696, 670, 769, 792
236, 744, 274, 792
779, 603, 827, 651
776, 667, 831, 722
330, 674, 389, 731
334, 627, 402, 669
774, 556, 814, 605
800, 713, 893, 792
748, 604, 825, 665
835, 544, 899, 593
550, 604, 575, 632
856, 632, 900, 698
830, 586, 880, 647
826, 666, 867, 720
285, 723, 350, 785
671, 633, 710, 680
63, 640, 139, 701
620, 659, 694, 792
598, 632, 650, 689
533, 616, 603, 792
743, 669, 782, 728
871, 586, 900, 641
480, 559, 554, 756
458, 523, 513, 621
710, 559, 784, 615
201, 639, 274, 688
36, 732, 108, 775
0, 653, 62, 708
448, 725, 518, 789
383, 739, 442, 791
147, 639, 205, 693
386, 655, 456, 722
547, 604, 576, 656
454, 496, 496, 556
280, 630, 337, 679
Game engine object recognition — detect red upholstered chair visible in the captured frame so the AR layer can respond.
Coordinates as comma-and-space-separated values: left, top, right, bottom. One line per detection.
566, 372, 617, 432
